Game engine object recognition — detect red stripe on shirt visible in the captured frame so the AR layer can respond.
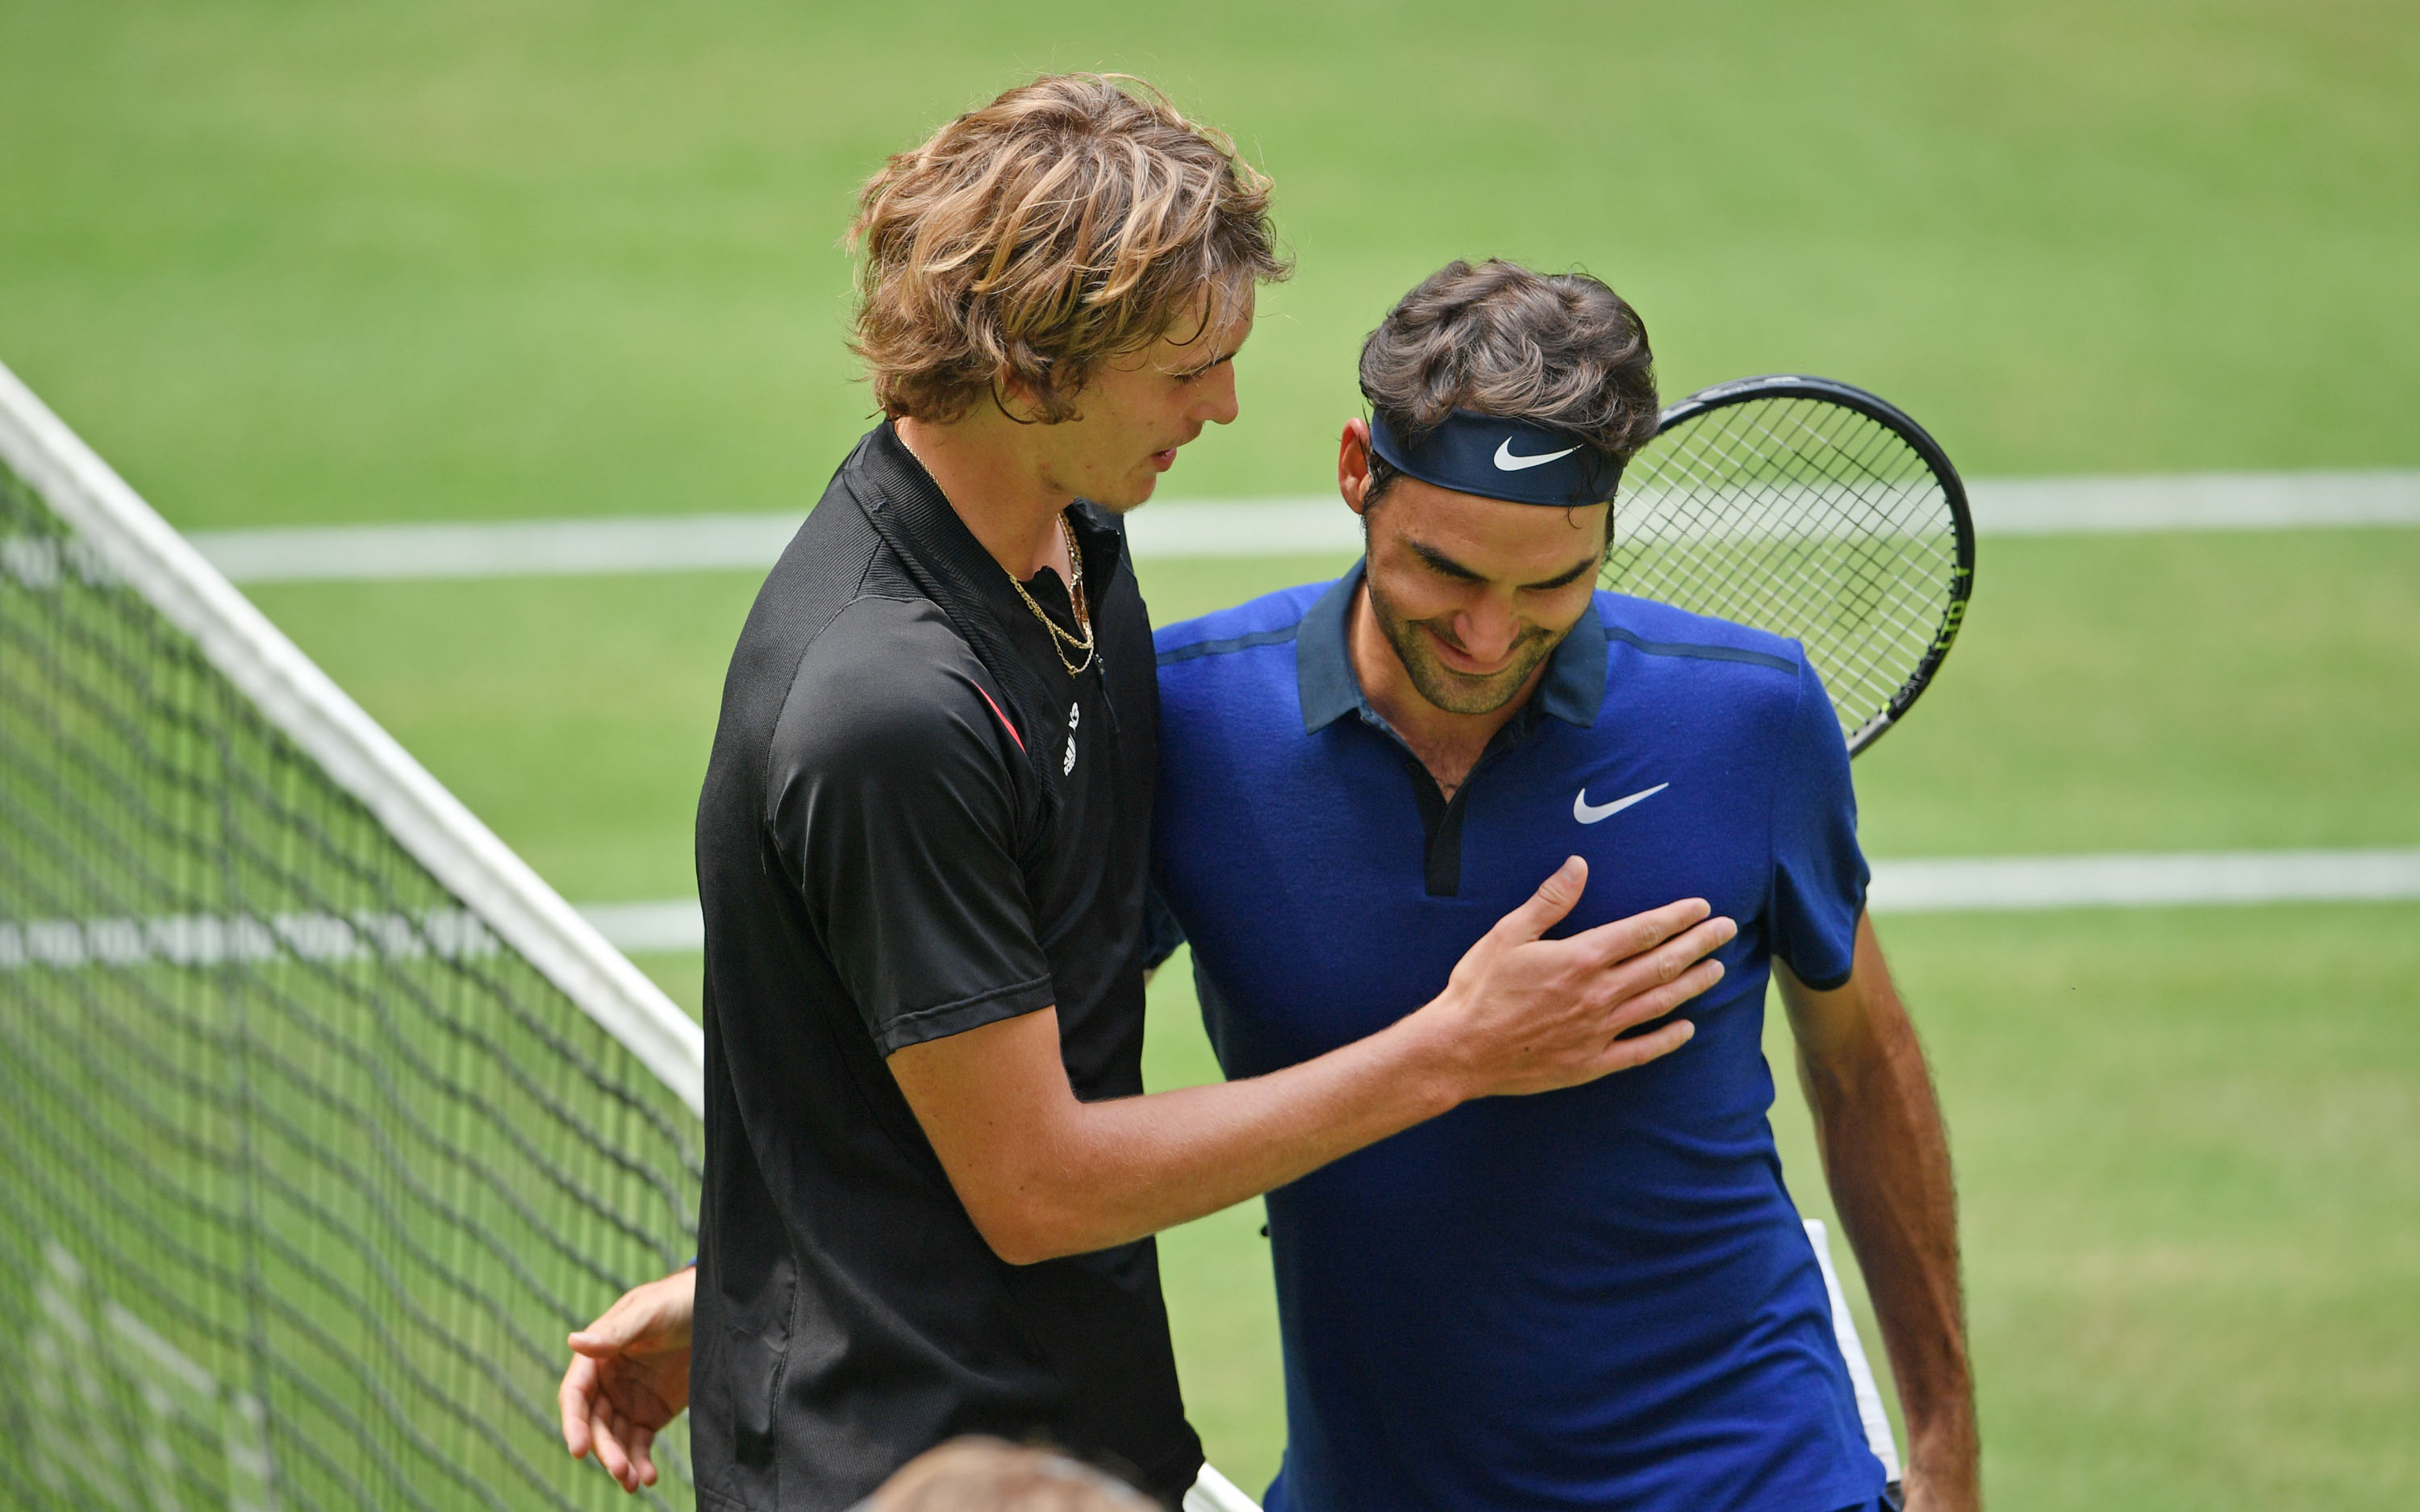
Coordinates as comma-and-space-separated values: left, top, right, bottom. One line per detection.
974, 683, 1024, 752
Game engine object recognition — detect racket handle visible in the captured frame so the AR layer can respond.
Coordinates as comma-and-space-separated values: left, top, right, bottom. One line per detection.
1185, 1463, 1262, 1512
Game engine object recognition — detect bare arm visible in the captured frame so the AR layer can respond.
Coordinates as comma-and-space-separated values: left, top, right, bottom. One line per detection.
1775, 914, 1980, 1512
560, 860, 1730, 1485
891, 856, 1733, 1264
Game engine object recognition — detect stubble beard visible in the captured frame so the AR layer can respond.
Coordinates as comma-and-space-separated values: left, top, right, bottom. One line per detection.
1364, 577, 1562, 718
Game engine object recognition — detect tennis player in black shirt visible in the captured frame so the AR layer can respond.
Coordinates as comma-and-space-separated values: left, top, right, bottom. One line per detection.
558, 75, 1736, 1511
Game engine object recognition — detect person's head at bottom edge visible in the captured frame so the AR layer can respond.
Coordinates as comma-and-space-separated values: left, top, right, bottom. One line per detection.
855, 1435, 1164, 1512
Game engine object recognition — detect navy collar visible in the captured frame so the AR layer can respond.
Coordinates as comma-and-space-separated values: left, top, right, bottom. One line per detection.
1296, 560, 1608, 734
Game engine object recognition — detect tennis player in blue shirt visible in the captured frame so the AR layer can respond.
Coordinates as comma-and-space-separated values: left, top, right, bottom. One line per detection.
1150, 260, 1979, 1512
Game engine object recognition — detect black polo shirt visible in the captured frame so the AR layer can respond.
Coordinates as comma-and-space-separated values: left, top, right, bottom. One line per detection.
690, 423, 1200, 1511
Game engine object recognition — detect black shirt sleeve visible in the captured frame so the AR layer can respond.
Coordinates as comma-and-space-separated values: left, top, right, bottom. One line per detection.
765, 596, 1056, 1055
1141, 881, 1187, 973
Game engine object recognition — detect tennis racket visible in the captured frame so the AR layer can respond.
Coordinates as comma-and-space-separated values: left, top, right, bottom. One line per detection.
1603, 375, 1976, 756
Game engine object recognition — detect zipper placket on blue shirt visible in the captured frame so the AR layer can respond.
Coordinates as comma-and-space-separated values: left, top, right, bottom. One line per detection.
1354, 703, 1547, 898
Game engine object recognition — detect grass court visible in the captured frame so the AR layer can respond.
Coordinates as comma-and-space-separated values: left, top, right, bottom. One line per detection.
3, 3, 2415, 1506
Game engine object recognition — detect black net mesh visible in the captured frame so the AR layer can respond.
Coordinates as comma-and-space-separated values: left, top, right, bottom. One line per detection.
1605, 395, 1963, 751
0, 457, 700, 1512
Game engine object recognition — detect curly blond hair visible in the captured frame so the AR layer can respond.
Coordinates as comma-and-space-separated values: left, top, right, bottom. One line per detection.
849, 74, 1289, 423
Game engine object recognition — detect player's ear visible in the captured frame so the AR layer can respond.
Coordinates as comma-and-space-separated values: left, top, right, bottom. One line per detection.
1340, 419, 1375, 516
987, 374, 1049, 427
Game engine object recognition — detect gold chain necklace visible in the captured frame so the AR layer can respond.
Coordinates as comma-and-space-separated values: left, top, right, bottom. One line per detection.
1007, 514, 1095, 677
889, 430, 1095, 676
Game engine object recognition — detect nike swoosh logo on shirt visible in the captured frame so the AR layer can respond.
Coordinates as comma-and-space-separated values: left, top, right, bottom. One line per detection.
1573, 782, 1669, 824
1494, 438, 1581, 471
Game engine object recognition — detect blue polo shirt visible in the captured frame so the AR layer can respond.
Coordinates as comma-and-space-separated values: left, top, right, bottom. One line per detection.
1150, 565, 1885, 1512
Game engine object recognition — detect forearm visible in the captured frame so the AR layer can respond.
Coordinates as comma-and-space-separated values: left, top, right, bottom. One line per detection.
955, 1009, 1467, 1263
1788, 924, 1977, 1491
896, 874, 1726, 1266
1801, 1032, 1973, 1468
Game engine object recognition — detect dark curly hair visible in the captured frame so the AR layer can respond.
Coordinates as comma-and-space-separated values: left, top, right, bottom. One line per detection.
1358, 260, 1656, 504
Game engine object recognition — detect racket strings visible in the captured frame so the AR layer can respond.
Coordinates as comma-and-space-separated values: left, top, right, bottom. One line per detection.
1606, 394, 1960, 745
1620, 444, 1946, 712
1630, 479, 1943, 699
1717, 406, 1947, 652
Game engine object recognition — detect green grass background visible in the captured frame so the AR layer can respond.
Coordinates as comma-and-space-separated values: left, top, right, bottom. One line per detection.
244, 531, 2420, 1506
6, 2, 2418, 1507
4, 0, 2418, 534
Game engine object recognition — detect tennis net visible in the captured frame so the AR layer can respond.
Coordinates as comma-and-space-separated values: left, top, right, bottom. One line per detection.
0, 359, 706, 1512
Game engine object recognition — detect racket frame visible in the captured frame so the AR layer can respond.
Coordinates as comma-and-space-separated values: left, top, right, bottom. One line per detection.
1634, 373, 1977, 756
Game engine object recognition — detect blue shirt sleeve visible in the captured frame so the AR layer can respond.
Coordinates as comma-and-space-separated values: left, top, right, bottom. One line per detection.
1768, 655, 1869, 991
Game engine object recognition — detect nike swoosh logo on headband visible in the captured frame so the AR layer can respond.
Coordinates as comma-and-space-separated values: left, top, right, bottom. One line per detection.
1494, 438, 1581, 471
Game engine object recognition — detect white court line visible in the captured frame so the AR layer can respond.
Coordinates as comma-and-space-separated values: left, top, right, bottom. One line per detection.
1864, 849, 2420, 912
191, 514, 809, 583
1971, 470, 2420, 535
18, 853, 2401, 964
187, 471, 2420, 582
574, 900, 714, 956
578, 849, 2420, 954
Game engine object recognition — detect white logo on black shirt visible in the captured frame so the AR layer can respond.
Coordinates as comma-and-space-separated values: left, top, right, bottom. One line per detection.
1064, 701, 1080, 776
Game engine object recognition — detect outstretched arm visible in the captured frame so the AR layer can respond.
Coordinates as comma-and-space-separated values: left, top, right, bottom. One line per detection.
1776, 914, 1980, 1512
893, 858, 1729, 1264
563, 860, 1732, 1486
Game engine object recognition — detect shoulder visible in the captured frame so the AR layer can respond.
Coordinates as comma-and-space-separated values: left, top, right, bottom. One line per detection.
1593, 590, 1806, 679
1154, 579, 1334, 669
1150, 581, 1334, 755
723, 439, 894, 683
1593, 591, 1818, 706
774, 595, 1020, 777
1591, 591, 1824, 752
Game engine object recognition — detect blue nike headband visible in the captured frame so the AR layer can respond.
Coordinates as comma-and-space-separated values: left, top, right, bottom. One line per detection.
1366, 408, 1623, 508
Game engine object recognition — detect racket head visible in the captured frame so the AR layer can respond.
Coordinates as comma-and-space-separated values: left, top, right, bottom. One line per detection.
1604, 375, 1976, 755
